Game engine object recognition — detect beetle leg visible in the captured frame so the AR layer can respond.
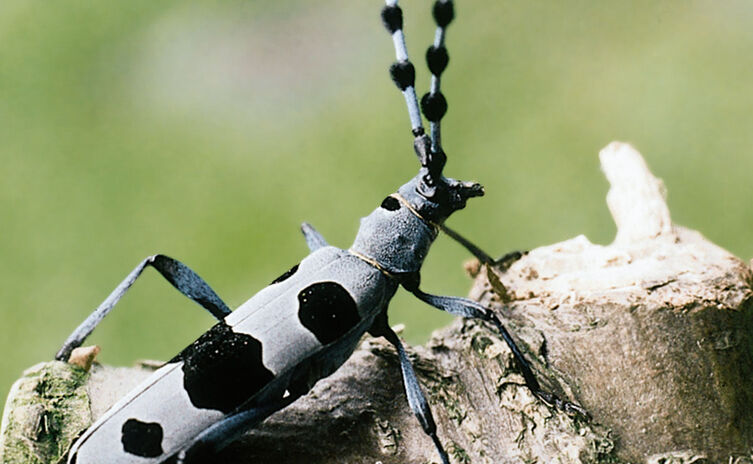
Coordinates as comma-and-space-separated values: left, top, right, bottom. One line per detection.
494, 249, 527, 271
56, 254, 232, 362
370, 316, 450, 464
406, 287, 590, 419
439, 223, 529, 269
438, 223, 494, 265
172, 394, 300, 464
300, 222, 328, 252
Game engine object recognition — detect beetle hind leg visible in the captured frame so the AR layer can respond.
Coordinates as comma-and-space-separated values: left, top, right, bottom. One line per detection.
172, 394, 300, 464
56, 254, 232, 362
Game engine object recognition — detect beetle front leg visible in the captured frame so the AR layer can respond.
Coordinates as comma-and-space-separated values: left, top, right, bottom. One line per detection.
440, 223, 527, 269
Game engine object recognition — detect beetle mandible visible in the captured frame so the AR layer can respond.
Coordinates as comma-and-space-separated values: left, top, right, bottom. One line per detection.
57, 1, 586, 463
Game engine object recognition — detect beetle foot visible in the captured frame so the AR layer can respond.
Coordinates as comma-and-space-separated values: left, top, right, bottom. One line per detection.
535, 390, 591, 421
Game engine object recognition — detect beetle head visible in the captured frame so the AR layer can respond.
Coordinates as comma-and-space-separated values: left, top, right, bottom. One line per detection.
399, 134, 484, 224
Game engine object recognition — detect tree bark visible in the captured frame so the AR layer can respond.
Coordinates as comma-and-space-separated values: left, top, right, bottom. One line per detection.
2, 142, 751, 464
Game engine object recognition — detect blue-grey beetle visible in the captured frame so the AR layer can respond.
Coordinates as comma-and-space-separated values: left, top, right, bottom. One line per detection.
57, 1, 586, 463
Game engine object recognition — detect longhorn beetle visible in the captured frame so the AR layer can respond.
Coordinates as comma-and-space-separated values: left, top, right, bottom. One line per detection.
57, 1, 586, 463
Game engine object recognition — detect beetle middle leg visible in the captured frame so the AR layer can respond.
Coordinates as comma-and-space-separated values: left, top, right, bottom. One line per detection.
56, 254, 231, 362
300, 222, 329, 252
369, 314, 450, 464
403, 280, 589, 418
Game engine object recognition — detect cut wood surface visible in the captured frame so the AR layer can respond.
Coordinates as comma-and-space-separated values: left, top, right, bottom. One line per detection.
469, 143, 753, 463
2, 142, 751, 464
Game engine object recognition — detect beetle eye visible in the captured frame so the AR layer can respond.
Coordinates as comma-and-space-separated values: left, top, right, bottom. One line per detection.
380, 196, 401, 211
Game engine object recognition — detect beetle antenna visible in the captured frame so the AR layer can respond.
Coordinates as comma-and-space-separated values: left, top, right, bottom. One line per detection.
381, 0, 447, 194
422, 0, 453, 155
381, 0, 424, 138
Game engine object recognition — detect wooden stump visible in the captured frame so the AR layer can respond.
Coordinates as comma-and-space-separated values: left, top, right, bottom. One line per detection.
2, 142, 751, 464
468, 142, 753, 462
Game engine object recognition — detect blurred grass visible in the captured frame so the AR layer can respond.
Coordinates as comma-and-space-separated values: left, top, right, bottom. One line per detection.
1, 0, 752, 405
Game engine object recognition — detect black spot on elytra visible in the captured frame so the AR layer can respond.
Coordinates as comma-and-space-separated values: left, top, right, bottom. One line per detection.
68, 453, 77, 464
271, 263, 299, 285
121, 418, 164, 458
380, 196, 401, 211
172, 323, 274, 413
297, 282, 360, 345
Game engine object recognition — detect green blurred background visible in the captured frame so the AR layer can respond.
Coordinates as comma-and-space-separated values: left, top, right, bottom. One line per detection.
2, 0, 752, 404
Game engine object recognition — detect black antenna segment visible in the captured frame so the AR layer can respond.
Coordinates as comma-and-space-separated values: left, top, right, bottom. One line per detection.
422, 0, 454, 155
381, 0, 424, 137
381, 0, 454, 186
